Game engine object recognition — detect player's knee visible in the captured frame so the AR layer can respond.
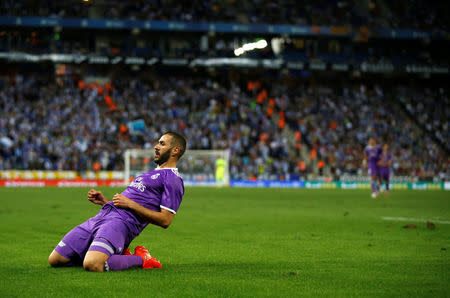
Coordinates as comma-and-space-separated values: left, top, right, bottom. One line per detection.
83, 258, 104, 272
48, 255, 59, 267
48, 251, 67, 267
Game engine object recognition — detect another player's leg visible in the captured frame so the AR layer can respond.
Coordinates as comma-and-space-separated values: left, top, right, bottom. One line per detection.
378, 175, 384, 194
384, 174, 390, 198
375, 166, 382, 196
215, 169, 225, 187
370, 175, 378, 198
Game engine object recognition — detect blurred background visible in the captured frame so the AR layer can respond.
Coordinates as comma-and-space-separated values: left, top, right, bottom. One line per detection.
0, 0, 448, 185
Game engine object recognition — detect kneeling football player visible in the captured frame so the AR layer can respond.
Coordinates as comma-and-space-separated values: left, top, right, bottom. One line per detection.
48, 132, 186, 271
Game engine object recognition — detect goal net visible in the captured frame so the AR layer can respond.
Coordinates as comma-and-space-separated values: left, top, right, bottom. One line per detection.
123, 149, 230, 186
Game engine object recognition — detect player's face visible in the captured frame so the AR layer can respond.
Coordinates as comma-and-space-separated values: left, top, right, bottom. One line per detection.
383, 144, 388, 151
154, 135, 173, 165
369, 138, 375, 146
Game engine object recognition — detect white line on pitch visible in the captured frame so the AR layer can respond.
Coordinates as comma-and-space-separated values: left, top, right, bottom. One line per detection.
382, 217, 450, 225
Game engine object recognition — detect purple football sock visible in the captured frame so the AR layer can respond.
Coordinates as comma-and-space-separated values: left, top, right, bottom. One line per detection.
371, 181, 376, 193
104, 255, 143, 271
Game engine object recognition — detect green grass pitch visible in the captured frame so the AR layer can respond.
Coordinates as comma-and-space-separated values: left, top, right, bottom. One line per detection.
0, 187, 449, 297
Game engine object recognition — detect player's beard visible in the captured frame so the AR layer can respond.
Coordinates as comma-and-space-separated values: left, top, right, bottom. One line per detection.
154, 149, 171, 165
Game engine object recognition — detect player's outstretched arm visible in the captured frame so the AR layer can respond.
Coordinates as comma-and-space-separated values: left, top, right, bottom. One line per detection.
112, 193, 175, 229
87, 189, 111, 206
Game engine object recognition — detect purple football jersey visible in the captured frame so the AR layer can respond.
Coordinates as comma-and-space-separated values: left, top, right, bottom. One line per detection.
378, 151, 391, 179
379, 152, 391, 170
104, 168, 184, 235
364, 145, 382, 167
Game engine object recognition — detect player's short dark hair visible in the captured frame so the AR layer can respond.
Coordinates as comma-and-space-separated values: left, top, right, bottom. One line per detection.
164, 132, 187, 159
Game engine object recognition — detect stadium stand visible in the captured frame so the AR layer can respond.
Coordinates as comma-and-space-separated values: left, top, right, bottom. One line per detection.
0, 0, 448, 182
281, 81, 448, 180
0, 72, 448, 181
1, 0, 448, 30
396, 86, 449, 152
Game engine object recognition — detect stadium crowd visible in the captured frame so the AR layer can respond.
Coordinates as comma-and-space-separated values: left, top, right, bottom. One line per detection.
281, 82, 448, 179
1, 0, 448, 30
397, 86, 449, 152
0, 73, 287, 180
0, 72, 448, 181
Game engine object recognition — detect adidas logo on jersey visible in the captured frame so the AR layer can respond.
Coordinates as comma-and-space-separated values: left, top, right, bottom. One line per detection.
129, 176, 146, 192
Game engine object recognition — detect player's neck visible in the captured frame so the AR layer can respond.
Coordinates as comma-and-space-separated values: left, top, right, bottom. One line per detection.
157, 159, 178, 169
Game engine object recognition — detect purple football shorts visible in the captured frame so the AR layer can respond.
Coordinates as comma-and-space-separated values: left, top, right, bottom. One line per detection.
378, 167, 390, 180
368, 164, 379, 177
54, 205, 132, 263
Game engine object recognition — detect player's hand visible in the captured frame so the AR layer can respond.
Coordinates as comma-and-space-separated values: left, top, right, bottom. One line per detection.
112, 193, 135, 209
88, 189, 107, 205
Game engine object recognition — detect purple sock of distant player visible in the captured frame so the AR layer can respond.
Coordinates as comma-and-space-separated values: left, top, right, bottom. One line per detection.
385, 180, 389, 192
104, 255, 143, 271
371, 180, 376, 193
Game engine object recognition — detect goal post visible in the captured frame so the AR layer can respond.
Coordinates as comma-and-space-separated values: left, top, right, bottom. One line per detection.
123, 149, 230, 186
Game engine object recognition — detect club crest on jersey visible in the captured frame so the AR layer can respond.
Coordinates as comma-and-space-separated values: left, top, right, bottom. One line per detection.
151, 173, 160, 180
129, 177, 146, 192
